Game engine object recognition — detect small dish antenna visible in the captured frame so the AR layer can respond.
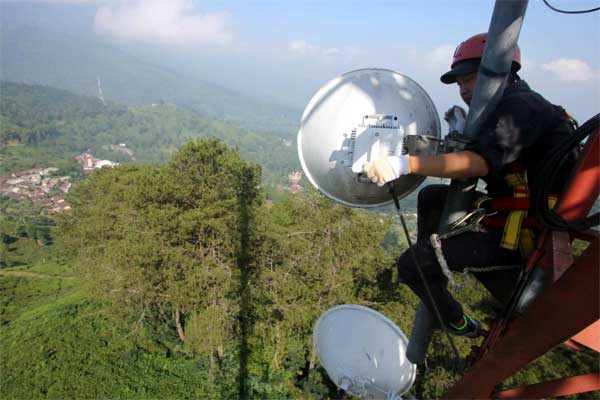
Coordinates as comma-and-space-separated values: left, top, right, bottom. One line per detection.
313, 304, 416, 399
297, 68, 440, 208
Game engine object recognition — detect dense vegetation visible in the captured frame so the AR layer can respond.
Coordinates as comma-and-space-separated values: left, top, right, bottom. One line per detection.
0, 198, 54, 268
2, 139, 597, 399
0, 81, 299, 184
1, 262, 222, 399
0, 80, 596, 399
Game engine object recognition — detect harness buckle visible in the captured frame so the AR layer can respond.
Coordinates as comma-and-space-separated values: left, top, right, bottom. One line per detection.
448, 208, 487, 231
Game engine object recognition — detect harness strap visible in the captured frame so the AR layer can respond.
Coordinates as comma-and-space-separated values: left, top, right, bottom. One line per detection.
501, 171, 531, 254
482, 215, 537, 229
490, 197, 530, 211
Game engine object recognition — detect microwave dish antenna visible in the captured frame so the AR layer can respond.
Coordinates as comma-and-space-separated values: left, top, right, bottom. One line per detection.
313, 304, 416, 399
297, 68, 441, 208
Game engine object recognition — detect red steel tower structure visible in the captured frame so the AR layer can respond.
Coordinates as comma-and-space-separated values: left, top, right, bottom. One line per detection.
445, 127, 600, 398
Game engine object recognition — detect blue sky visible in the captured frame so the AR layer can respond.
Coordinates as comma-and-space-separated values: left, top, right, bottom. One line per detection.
199, 0, 598, 56
2, 0, 599, 121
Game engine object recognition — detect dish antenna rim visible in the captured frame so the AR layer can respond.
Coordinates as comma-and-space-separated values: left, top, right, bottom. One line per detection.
313, 304, 417, 398
297, 67, 440, 208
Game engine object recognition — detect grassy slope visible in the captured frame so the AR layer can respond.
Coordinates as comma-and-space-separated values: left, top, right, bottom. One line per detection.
0, 262, 222, 399
1, 252, 598, 398
3, 260, 598, 399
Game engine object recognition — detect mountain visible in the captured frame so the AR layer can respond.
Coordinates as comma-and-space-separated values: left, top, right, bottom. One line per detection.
0, 27, 300, 136
0, 81, 300, 184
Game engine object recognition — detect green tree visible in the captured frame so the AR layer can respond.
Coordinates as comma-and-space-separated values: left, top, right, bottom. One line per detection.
245, 193, 399, 398
57, 139, 261, 375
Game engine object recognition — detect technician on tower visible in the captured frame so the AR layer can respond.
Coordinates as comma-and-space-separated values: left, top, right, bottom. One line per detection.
364, 33, 579, 337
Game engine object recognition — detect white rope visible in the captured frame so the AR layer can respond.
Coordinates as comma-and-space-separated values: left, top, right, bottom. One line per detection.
430, 233, 522, 292
462, 265, 521, 274
430, 233, 459, 289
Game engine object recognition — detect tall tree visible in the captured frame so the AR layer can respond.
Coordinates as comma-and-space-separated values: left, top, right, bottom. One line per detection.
58, 140, 261, 370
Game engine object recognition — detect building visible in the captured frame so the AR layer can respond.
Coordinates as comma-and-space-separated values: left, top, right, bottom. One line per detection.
288, 171, 304, 193
75, 152, 119, 171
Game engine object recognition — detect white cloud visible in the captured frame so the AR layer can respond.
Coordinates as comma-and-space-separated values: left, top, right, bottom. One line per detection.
426, 45, 454, 68
541, 58, 598, 82
401, 45, 454, 76
322, 47, 342, 56
288, 40, 359, 59
288, 40, 314, 55
94, 0, 233, 46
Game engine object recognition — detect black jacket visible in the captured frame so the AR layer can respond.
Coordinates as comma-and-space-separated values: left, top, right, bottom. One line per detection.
466, 79, 579, 210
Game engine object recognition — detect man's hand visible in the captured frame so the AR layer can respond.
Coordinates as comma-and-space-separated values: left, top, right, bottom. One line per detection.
363, 155, 409, 187
444, 105, 467, 134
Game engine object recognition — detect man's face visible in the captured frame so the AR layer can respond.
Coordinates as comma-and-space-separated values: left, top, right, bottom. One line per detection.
456, 72, 478, 106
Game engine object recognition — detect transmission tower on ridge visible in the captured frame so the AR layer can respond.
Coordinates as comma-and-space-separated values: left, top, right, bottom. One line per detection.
97, 76, 106, 106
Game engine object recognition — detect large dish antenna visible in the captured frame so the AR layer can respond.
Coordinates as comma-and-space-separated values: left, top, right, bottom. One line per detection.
297, 68, 440, 208
313, 304, 416, 399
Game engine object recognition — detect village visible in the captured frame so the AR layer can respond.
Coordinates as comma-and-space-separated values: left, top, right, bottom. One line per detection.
0, 152, 119, 214
1, 150, 306, 214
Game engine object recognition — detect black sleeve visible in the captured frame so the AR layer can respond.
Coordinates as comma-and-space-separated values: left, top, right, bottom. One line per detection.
465, 98, 542, 174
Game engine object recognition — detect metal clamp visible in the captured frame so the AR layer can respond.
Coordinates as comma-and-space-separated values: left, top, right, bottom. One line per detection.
443, 208, 488, 239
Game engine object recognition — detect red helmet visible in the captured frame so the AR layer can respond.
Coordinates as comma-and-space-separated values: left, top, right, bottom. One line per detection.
441, 33, 521, 84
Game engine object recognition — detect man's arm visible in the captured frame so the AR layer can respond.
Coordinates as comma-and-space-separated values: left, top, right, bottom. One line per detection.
363, 150, 490, 186
364, 110, 528, 184
408, 150, 489, 179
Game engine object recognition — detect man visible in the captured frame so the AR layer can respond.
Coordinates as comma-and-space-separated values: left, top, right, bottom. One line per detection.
364, 33, 578, 337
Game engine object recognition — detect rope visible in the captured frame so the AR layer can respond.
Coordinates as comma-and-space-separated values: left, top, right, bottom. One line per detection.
430, 229, 522, 291
388, 183, 462, 367
462, 265, 521, 274
430, 233, 458, 289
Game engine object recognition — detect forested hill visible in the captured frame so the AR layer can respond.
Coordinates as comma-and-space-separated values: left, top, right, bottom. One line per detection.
2, 140, 595, 399
0, 27, 299, 135
0, 81, 299, 183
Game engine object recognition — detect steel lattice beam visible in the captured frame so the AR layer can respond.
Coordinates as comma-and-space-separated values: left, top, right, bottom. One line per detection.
495, 373, 600, 399
444, 238, 599, 398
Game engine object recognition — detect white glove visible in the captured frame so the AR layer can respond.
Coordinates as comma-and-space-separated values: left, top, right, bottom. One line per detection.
363, 155, 409, 187
444, 105, 467, 134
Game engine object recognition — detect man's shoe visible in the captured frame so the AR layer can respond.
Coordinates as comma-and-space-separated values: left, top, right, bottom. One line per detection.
448, 314, 482, 338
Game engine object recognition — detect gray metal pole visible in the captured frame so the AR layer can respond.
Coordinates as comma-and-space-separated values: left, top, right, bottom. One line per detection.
405, 0, 529, 366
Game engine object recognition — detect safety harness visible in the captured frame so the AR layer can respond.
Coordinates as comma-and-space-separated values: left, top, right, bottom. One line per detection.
429, 207, 523, 291
430, 162, 560, 291
431, 101, 578, 289
484, 162, 558, 258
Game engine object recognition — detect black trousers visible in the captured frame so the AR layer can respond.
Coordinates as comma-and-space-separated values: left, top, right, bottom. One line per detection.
396, 185, 523, 323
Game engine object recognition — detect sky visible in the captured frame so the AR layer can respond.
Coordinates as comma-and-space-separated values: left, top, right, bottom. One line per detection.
2, 0, 599, 122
